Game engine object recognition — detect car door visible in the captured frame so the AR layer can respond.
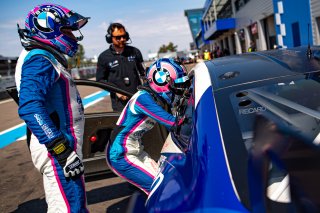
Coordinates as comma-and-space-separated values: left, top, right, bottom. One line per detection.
76, 79, 169, 176
6, 79, 169, 177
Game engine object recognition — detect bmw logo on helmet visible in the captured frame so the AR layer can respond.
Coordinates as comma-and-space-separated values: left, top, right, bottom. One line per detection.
34, 9, 60, 34
146, 58, 187, 104
153, 69, 169, 86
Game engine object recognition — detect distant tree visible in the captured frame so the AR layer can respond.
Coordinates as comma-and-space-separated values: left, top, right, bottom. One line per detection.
166, 42, 177, 52
67, 44, 85, 69
158, 44, 168, 53
157, 42, 178, 53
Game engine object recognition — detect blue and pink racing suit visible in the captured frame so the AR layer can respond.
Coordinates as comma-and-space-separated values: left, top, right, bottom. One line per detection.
106, 89, 176, 194
15, 49, 88, 213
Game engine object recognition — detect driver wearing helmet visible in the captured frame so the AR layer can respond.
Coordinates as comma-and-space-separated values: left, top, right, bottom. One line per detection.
106, 58, 189, 194
15, 4, 89, 212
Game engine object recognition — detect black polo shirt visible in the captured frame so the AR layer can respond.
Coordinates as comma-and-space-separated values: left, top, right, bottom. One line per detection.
96, 45, 145, 94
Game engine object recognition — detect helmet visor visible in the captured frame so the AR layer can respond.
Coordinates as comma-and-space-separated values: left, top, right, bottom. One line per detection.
62, 11, 90, 30
170, 76, 190, 95
174, 76, 189, 84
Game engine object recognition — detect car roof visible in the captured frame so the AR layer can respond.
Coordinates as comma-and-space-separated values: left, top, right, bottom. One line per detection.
205, 46, 320, 90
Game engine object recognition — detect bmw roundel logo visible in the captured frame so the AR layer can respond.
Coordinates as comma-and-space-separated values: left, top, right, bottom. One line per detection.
153, 69, 169, 86
34, 8, 59, 33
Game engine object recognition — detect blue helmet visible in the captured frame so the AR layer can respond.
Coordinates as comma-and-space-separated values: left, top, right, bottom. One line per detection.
147, 58, 189, 104
23, 4, 89, 57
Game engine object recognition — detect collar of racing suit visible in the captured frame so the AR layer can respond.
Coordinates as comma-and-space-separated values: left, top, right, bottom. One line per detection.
137, 85, 171, 112
21, 40, 68, 68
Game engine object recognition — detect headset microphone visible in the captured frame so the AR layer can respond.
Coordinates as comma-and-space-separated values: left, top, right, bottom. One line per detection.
126, 38, 132, 44
76, 30, 84, 41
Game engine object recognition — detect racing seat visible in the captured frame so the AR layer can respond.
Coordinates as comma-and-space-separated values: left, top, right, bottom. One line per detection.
248, 114, 320, 213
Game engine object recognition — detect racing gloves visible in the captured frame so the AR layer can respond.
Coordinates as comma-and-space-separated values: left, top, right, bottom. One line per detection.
45, 137, 84, 178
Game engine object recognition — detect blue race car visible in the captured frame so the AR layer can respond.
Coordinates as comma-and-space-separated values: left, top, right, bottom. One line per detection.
130, 46, 320, 213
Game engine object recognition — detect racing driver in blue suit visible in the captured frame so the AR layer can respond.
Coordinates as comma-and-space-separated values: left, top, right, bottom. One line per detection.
106, 58, 189, 194
15, 4, 89, 212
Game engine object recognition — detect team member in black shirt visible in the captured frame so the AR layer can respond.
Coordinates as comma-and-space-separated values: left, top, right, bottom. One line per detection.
96, 23, 145, 111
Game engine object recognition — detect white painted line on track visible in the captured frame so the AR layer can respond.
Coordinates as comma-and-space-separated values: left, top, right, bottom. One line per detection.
0, 122, 25, 135
16, 135, 27, 141
84, 91, 102, 99
0, 99, 14, 105
84, 97, 104, 109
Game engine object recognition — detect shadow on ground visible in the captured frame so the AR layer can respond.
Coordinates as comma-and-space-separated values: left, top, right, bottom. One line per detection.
13, 198, 47, 213
12, 174, 139, 213
106, 197, 132, 213
87, 182, 135, 205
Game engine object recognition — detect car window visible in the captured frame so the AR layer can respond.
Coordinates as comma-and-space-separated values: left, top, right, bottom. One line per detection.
77, 85, 113, 113
230, 76, 320, 150
172, 84, 194, 151
71, 66, 96, 80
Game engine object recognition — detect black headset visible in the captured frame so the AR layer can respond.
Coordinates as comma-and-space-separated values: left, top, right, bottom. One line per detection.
105, 23, 130, 44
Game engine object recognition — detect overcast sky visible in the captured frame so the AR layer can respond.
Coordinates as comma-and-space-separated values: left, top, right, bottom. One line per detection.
0, 0, 205, 59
